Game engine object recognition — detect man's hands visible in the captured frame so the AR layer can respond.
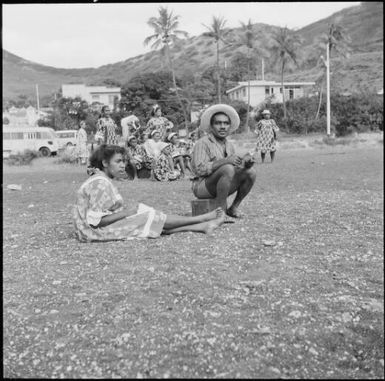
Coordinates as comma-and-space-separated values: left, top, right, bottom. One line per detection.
226, 155, 243, 167
225, 153, 256, 169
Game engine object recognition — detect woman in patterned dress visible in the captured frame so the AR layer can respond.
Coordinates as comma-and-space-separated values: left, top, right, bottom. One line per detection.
254, 109, 280, 163
95, 105, 119, 145
145, 105, 174, 141
76, 120, 89, 165
125, 135, 154, 179
73, 144, 225, 242
153, 143, 181, 182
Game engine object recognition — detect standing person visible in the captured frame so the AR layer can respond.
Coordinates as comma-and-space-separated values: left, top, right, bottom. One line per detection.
121, 112, 141, 142
96, 105, 119, 145
254, 109, 280, 163
76, 120, 89, 165
73, 144, 225, 242
191, 104, 257, 218
145, 104, 174, 141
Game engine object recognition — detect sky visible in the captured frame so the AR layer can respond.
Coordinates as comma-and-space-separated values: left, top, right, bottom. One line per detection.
2, 2, 360, 69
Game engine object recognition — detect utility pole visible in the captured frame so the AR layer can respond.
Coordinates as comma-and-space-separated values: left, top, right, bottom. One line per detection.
36, 84, 40, 112
326, 42, 331, 136
261, 58, 265, 81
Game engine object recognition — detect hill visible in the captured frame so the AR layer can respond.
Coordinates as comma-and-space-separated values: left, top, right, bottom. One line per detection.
2, 2, 383, 103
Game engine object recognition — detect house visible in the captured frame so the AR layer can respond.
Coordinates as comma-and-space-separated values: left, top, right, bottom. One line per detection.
226, 80, 316, 108
62, 84, 121, 109
3, 105, 46, 126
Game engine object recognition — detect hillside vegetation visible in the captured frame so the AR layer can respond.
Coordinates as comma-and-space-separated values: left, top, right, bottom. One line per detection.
2, 2, 383, 102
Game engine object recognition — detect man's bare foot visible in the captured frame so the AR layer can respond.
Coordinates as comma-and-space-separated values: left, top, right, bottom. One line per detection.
203, 211, 226, 235
226, 206, 242, 218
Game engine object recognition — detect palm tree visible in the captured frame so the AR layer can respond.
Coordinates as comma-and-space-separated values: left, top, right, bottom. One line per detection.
144, 6, 189, 128
202, 16, 228, 103
316, 23, 351, 135
270, 27, 302, 121
238, 20, 268, 133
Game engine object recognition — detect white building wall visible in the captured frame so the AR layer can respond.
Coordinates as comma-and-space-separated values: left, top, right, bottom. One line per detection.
62, 84, 88, 100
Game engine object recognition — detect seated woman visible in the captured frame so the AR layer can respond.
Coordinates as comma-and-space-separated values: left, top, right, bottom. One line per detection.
73, 144, 225, 242
142, 130, 164, 162
153, 142, 181, 182
167, 132, 190, 177
125, 135, 154, 179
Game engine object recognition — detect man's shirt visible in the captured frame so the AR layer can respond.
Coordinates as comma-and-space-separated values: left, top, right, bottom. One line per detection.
191, 133, 235, 180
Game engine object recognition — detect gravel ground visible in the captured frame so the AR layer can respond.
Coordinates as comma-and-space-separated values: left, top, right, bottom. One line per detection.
3, 139, 384, 378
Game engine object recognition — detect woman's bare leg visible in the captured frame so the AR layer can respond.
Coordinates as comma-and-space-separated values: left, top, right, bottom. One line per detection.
163, 208, 223, 230
163, 210, 225, 235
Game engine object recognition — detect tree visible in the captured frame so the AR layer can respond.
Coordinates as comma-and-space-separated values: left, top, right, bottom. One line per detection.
316, 23, 351, 135
270, 27, 302, 121
202, 16, 228, 103
144, 6, 189, 129
238, 19, 268, 132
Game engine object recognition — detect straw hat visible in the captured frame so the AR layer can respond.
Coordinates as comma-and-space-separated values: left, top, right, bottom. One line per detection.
167, 132, 178, 142
261, 109, 271, 115
200, 104, 240, 133
159, 142, 171, 152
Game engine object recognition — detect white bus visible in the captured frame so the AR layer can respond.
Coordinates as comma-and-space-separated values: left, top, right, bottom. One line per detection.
3, 125, 59, 157
55, 129, 78, 150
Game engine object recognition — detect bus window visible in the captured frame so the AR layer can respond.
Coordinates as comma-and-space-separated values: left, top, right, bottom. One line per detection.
3, 132, 11, 139
11, 132, 24, 139
36, 132, 52, 139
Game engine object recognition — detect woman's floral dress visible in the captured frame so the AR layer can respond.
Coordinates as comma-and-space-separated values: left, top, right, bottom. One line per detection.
255, 119, 280, 153
153, 153, 180, 182
126, 144, 154, 170
145, 117, 174, 140
73, 170, 166, 242
96, 116, 119, 145
76, 127, 89, 162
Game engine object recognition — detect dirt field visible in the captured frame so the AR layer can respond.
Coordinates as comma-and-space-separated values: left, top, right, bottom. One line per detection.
3, 138, 384, 378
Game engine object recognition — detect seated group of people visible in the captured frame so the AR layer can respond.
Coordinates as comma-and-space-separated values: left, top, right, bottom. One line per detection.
124, 130, 197, 181
75, 104, 258, 242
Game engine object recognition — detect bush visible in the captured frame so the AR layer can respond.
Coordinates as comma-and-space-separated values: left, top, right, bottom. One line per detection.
254, 93, 383, 136
5, 150, 41, 166
55, 147, 78, 165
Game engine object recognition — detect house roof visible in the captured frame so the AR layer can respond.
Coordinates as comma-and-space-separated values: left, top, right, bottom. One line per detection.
226, 80, 316, 94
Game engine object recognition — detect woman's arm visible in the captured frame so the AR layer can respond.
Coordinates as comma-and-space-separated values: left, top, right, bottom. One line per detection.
92, 207, 136, 228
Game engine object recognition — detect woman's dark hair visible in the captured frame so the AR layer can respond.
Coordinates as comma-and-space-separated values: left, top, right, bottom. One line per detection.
210, 112, 230, 126
99, 105, 110, 118
89, 144, 126, 171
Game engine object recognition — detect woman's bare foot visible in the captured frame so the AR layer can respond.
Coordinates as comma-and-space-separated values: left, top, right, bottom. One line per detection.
201, 207, 224, 222
203, 211, 226, 235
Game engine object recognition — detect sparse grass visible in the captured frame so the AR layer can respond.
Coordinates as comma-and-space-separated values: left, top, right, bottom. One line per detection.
3, 144, 383, 378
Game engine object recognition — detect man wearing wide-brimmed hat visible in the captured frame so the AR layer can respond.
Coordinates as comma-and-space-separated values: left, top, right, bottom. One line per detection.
191, 104, 257, 218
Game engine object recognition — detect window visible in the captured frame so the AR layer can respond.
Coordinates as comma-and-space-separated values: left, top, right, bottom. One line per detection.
265, 87, 270, 96
108, 95, 115, 104
242, 88, 246, 97
26, 132, 36, 139
289, 89, 294, 100
280, 88, 283, 93
271, 88, 274, 94
10, 132, 24, 139
92, 95, 100, 100
36, 132, 52, 139
3, 132, 11, 140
